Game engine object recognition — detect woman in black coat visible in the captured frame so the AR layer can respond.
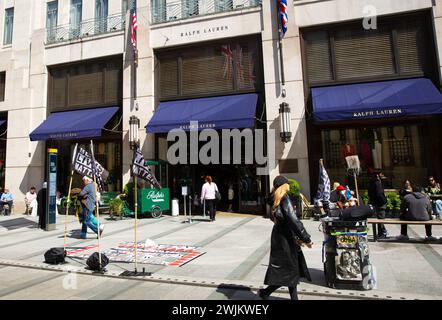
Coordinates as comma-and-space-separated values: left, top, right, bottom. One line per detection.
258, 176, 313, 300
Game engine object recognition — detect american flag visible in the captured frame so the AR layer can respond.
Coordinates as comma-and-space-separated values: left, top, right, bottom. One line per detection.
221, 44, 233, 80
131, 11, 138, 51
278, 0, 288, 38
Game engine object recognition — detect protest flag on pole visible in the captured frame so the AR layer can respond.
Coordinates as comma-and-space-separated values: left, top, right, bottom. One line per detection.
90, 140, 104, 272
72, 146, 109, 191
314, 159, 331, 208
132, 147, 161, 189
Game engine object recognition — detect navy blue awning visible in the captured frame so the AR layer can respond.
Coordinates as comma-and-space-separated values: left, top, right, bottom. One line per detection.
146, 93, 258, 133
29, 106, 119, 141
312, 78, 442, 122
0, 120, 5, 127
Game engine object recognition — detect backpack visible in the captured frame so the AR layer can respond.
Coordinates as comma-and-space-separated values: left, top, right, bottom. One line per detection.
44, 247, 66, 264
86, 252, 109, 271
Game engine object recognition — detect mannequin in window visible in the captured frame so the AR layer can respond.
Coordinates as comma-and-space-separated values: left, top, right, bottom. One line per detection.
372, 129, 383, 169
341, 143, 356, 162
360, 128, 374, 170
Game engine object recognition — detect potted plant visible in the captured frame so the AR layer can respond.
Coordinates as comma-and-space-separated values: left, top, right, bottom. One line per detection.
361, 191, 369, 205
392, 193, 401, 218
386, 192, 399, 218
287, 179, 301, 217
109, 196, 124, 219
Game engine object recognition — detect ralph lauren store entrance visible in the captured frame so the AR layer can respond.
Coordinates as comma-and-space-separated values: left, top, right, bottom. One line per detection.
301, 10, 442, 193
307, 79, 442, 190
150, 36, 268, 214
29, 57, 123, 196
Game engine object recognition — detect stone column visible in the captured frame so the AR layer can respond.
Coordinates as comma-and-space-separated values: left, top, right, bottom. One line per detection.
122, 2, 155, 186
261, 0, 310, 197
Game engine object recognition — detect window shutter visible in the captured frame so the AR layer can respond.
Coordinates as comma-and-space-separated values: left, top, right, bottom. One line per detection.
304, 31, 333, 84
181, 47, 234, 96
160, 58, 178, 99
69, 72, 103, 106
236, 42, 259, 91
334, 28, 395, 80
397, 19, 426, 75
50, 69, 67, 110
158, 36, 261, 100
105, 61, 121, 104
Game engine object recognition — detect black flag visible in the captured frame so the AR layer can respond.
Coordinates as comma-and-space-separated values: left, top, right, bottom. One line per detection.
132, 147, 161, 189
90, 142, 107, 192
72, 144, 109, 191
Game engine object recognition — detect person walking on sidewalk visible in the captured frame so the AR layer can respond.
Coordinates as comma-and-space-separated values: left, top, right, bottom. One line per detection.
78, 176, 104, 239
368, 171, 388, 239
258, 176, 313, 300
201, 176, 219, 222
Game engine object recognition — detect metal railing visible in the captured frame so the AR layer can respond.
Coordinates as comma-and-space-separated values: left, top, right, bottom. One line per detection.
46, 13, 126, 45
151, 0, 262, 24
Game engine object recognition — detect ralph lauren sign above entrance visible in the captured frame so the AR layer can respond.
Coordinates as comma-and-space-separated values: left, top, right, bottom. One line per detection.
353, 109, 403, 119
311, 78, 442, 123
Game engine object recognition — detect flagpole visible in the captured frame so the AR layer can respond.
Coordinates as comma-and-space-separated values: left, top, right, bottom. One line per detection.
354, 172, 360, 206
276, 0, 286, 87
134, 169, 138, 273
64, 169, 74, 252
90, 140, 102, 271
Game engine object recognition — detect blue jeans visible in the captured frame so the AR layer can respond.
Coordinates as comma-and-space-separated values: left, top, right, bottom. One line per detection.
432, 200, 442, 219
0, 201, 13, 215
80, 208, 99, 238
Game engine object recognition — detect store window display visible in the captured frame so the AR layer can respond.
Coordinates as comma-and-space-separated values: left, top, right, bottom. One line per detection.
321, 125, 427, 190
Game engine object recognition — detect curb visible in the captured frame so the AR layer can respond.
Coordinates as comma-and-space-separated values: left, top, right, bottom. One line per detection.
0, 259, 429, 300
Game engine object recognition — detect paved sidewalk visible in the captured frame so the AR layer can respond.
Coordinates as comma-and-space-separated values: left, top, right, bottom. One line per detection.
0, 213, 441, 300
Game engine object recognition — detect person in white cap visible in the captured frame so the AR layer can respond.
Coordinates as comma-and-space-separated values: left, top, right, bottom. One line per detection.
78, 176, 104, 239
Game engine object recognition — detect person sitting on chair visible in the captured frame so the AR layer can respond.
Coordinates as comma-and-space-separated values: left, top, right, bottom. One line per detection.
25, 186, 37, 216
425, 176, 442, 220
0, 188, 14, 216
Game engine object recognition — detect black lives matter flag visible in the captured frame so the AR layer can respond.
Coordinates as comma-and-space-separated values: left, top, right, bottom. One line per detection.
72, 144, 109, 191
132, 147, 161, 189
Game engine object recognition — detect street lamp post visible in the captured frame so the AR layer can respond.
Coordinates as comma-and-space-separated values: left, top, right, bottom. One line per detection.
127, 115, 145, 276
279, 102, 292, 143
129, 115, 140, 150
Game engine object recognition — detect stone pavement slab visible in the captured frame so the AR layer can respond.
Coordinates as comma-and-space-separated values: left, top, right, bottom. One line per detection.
0, 213, 441, 300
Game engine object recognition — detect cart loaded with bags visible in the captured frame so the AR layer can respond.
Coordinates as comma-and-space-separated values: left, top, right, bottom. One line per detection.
321, 217, 376, 290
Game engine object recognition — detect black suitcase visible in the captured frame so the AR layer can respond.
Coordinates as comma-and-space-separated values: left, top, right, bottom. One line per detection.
44, 247, 66, 264
86, 252, 109, 271
340, 205, 375, 221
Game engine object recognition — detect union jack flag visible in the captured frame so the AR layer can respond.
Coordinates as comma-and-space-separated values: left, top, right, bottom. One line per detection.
278, 0, 288, 38
235, 44, 245, 86
249, 50, 257, 85
221, 44, 233, 80
131, 11, 138, 51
